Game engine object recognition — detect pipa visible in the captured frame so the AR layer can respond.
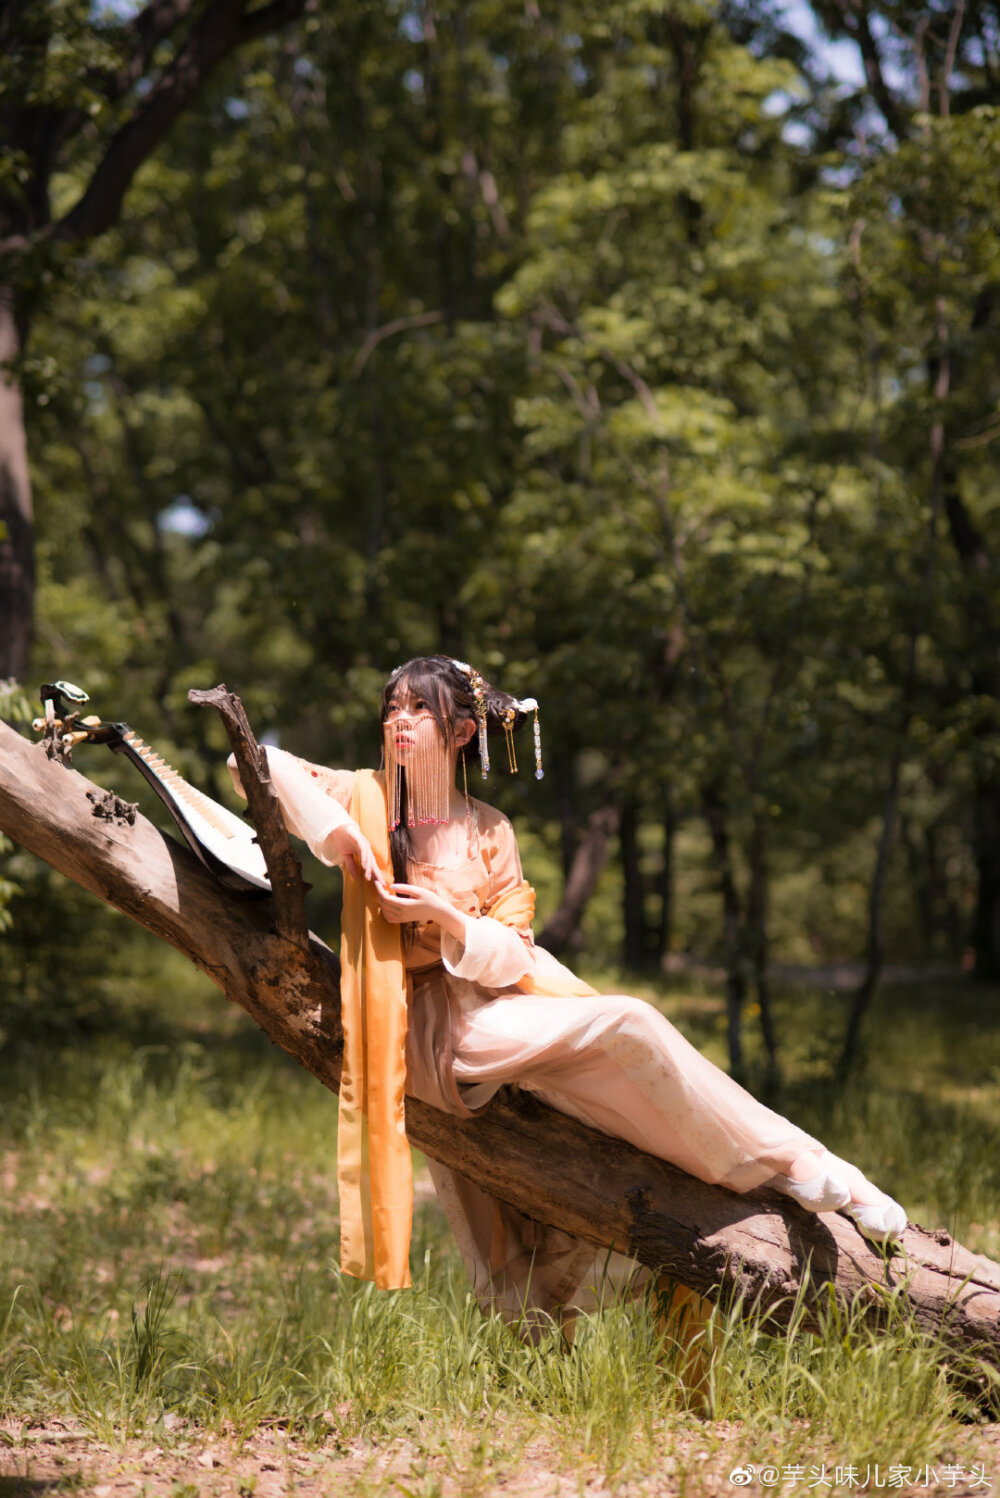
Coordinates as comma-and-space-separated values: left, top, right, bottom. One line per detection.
33, 681, 271, 897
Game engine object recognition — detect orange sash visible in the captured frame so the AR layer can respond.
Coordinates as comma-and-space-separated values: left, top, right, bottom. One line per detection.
337, 779, 596, 1290
338, 770, 411, 1289
486, 885, 598, 998
482, 882, 537, 929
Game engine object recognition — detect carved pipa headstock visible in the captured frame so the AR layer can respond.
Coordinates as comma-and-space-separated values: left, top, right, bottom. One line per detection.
33, 682, 271, 897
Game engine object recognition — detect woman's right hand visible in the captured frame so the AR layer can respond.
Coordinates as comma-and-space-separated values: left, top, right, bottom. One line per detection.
326, 822, 380, 881
226, 751, 245, 797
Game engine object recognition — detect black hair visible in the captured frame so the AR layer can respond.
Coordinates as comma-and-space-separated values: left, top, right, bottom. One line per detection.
380, 655, 527, 886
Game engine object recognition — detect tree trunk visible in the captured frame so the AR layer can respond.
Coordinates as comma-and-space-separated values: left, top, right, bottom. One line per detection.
971, 772, 1000, 981
839, 738, 905, 1080
621, 796, 646, 971
653, 790, 676, 966
936, 368, 997, 978
2, 710, 1000, 1364
702, 785, 746, 1081
0, 291, 34, 681
538, 802, 619, 955
748, 809, 780, 1091
552, 745, 579, 881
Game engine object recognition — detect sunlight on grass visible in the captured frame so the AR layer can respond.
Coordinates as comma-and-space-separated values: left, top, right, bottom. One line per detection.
2, 953, 999, 1482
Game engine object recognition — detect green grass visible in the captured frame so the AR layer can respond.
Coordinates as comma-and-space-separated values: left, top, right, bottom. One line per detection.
1, 945, 999, 1485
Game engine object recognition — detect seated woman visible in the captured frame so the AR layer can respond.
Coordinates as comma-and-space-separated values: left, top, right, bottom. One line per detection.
229, 655, 906, 1323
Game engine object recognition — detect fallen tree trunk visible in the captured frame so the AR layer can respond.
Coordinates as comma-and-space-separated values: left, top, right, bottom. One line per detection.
2, 702, 999, 1365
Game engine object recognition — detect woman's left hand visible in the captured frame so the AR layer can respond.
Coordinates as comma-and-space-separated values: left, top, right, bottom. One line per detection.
375, 881, 465, 938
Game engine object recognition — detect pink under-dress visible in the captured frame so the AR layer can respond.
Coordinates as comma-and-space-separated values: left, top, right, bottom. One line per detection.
252, 748, 822, 1325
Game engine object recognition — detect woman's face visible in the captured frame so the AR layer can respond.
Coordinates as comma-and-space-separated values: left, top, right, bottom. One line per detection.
382, 672, 476, 765
383, 684, 445, 766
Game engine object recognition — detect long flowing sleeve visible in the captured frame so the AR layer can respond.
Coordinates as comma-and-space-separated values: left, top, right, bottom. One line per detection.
227, 745, 359, 869
439, 813, 534, 988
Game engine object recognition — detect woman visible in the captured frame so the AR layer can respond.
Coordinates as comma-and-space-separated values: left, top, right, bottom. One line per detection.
229, 655, 906, 1321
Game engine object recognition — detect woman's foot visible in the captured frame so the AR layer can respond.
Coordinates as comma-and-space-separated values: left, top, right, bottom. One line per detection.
771, 1152, 851, 1213
843, 1198, 907, 1243
827, 1154, 907, 1244
771, 1151, 907, 1242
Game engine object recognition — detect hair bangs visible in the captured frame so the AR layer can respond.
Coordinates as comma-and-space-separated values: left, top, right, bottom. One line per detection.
382, 658, 455, 749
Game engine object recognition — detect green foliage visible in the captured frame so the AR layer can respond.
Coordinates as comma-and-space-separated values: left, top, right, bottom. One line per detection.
12, 0, 1000, 1017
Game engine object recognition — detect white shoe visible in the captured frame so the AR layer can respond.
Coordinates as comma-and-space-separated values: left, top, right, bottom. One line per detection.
823, 1154, 908, 1244
772, 1165, 852, 1214
844, 1196, 907, 1244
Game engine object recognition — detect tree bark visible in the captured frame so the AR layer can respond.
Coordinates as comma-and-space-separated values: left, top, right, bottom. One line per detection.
2, 710, 1000, 1365
188, 683, 310, 947
653, 790, 676, 965
838, 698, 909, 1080
941, 462, 1000, 981
971, 773, 1000, 980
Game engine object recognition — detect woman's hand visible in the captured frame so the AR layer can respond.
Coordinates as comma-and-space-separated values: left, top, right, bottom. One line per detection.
375, 881, 466, 940
226, 751, 245, 798
326, 822, 380, 881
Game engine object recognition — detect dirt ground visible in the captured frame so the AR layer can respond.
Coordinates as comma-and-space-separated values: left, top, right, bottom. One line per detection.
4, 1418, 1000, 1498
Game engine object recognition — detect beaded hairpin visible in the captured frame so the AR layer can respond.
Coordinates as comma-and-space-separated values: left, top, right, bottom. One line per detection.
450, 659, 543, 782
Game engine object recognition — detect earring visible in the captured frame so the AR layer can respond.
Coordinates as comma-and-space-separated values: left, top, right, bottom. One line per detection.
533, 707, 544, 780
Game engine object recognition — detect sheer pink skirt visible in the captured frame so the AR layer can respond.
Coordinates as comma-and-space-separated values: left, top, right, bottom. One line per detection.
406, 964, 820, 1330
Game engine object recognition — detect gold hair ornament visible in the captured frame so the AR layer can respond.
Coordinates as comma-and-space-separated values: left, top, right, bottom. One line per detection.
451, 658, 490, 779
450, 659, 543, 783
502, 706, 518, 774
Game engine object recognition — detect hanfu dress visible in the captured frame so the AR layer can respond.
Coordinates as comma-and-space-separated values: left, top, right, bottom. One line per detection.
236, 747, 823, 1324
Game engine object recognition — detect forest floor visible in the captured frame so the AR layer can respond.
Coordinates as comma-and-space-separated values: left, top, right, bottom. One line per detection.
4, 1413, 1000, 1498
4, 942, 1000, 1498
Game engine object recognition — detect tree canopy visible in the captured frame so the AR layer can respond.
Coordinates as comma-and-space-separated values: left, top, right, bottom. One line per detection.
2, 0, 999, 1077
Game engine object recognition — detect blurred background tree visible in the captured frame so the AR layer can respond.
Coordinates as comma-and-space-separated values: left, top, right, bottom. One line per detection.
0, 0, 312, 682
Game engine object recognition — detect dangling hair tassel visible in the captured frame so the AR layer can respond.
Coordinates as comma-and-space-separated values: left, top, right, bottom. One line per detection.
383, 712, 450, 830
450, 658, 546, 787
469, 672, 490, 779
383, 722, 402, 828
503, 707, 518, 774
477, 710, 489, 777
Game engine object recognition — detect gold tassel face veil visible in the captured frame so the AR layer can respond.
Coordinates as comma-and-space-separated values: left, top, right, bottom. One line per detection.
383, 710, 451, 829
